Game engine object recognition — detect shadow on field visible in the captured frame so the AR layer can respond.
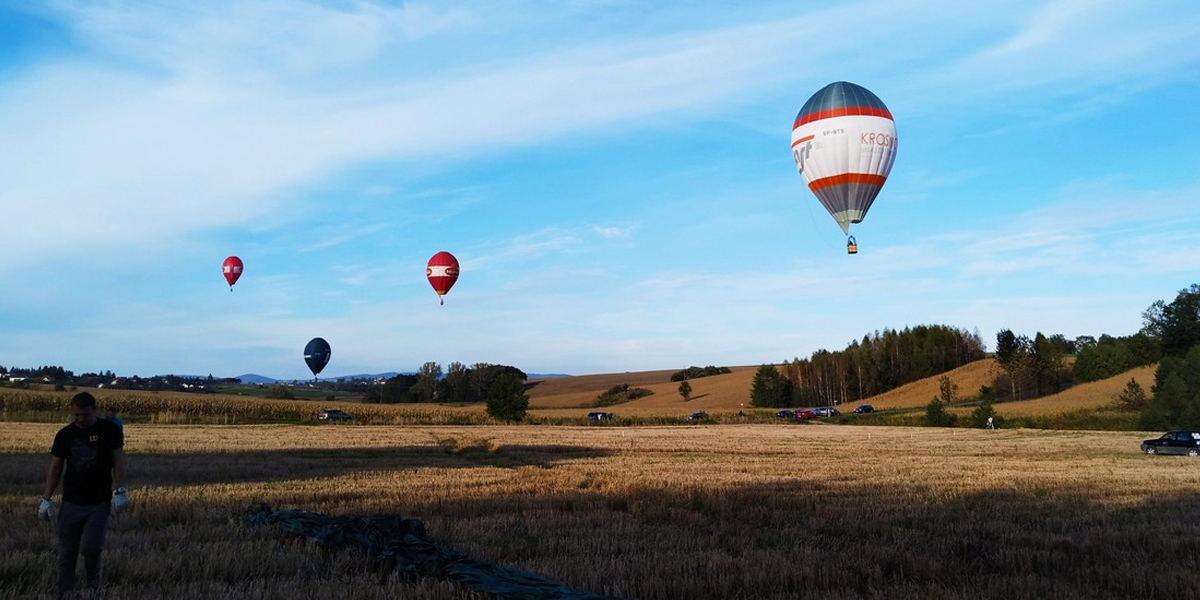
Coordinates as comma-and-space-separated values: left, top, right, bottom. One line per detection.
0, 443, 617, 493
388, 476, 1200, 600
6, 446, 1200, 600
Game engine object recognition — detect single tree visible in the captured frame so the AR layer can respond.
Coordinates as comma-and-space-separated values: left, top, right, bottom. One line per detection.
1029, 332, 1067, 397
486, 373, 529, 422
750, 364, 794, 408
1142, 283, 1200, 357
443, 361, 473, 403
937, 375, 958, 405
1115, 378, 1148, 411
1141, 345, 1200, 429
977, 385, 997, 404
678, 380, 692, 401
995, 329, 1029, 400
413, 361, 443, 403
925, 398, 955, 427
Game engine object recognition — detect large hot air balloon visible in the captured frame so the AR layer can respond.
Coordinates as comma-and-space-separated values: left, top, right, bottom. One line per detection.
304, 337, 331, 379
222, 256, 244, 291
426, 251, 459, 305
791, 81, 897, 254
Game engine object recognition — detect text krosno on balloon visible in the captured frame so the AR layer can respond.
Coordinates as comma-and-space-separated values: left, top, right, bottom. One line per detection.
862, 132, 896, 147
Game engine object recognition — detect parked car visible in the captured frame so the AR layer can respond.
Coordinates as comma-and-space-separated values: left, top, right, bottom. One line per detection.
588, 411, 615, 422
685, 411, 709, 421
776, 409, 798, 419
317, 408, 353, 421
854, 404, 875, 414
796, 409, 818, 419
811, 406, 841, 417
1141, 431, 1200, 456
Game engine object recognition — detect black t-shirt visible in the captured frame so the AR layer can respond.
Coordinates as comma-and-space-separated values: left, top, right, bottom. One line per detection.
51, 418, 124, 505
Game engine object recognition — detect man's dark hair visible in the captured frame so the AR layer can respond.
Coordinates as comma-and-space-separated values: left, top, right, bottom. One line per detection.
70, 392, 97, 409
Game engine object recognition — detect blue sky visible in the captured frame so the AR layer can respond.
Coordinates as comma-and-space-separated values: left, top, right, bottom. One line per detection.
2, 0, 1198, 380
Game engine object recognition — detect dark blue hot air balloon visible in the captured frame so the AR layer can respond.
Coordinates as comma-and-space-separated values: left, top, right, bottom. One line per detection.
304, 337, 331, 378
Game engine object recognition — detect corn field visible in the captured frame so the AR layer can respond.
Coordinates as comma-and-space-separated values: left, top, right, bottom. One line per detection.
0, 388, 492, 425
0, 388, 779, 426
3, 421, 1199, 599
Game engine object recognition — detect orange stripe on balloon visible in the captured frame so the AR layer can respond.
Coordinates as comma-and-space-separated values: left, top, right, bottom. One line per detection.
791, 134, 814, 148
793, 106, 893, 129
808, 173, 887, 191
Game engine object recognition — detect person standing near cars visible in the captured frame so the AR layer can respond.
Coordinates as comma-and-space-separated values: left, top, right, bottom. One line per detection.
38, 392, 129, 597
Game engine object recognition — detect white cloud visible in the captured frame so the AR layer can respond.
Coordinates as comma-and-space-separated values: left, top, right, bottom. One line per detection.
0, 2, 812, 271
593, 225, 633, 239
11, 0, 1194, 273
905, 0, 1200, 113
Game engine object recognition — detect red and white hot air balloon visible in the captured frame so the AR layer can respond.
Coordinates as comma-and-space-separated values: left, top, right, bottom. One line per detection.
222, 256, 244, 291
426, 251, 459, 305
791, 81, 898, 254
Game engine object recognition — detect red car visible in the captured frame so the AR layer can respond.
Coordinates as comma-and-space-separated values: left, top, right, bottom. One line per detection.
796, 409, 818, 419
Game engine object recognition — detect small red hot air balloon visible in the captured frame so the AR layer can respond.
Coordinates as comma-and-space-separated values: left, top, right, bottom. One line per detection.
222, 256, 243, 291
426, 251, 459, 305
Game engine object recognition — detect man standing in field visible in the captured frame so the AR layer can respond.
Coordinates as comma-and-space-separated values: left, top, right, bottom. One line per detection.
38, 391, 129, 597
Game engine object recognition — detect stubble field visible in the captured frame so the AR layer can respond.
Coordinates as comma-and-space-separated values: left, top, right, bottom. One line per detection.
3, 421, 1198, 599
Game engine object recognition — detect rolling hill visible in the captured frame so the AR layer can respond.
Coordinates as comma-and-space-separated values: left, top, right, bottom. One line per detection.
525, 360, 1156, 418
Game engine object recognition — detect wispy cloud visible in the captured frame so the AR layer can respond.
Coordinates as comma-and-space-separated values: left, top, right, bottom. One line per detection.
0, 1, 808, 270
906, 0, 1200, 115
593, 225, 634, 239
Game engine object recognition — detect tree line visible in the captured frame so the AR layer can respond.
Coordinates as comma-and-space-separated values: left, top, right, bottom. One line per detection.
988, 284, 1200, 430
1137, 284, 1200, 429
0, 365, 236, 393
361, 361, 528, 406
749, 283, 1200, 433
751, 325, 988, 408
0, 360, 533, 420
670, 366, 732, 382
993, 285, 1200, 410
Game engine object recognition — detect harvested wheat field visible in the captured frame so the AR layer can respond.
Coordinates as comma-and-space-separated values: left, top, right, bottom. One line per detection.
3, 421, 1198, 599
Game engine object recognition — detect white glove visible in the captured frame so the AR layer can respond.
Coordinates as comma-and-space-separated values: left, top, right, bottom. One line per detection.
113, 488, 130, 513
37, 498, 53, 521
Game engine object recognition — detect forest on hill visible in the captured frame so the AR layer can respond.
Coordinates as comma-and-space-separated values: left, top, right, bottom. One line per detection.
740, 283, 1200, 431
776, 324, 987, 406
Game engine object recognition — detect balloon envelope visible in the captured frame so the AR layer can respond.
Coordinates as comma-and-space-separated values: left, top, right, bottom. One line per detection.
304, 337, 331, 377
791, 81, 897, 235
222, 256, 244, 290
426, 251, 460, 304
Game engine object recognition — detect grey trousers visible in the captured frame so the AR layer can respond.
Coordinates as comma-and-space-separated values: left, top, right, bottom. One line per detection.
57, 500, 110, 594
